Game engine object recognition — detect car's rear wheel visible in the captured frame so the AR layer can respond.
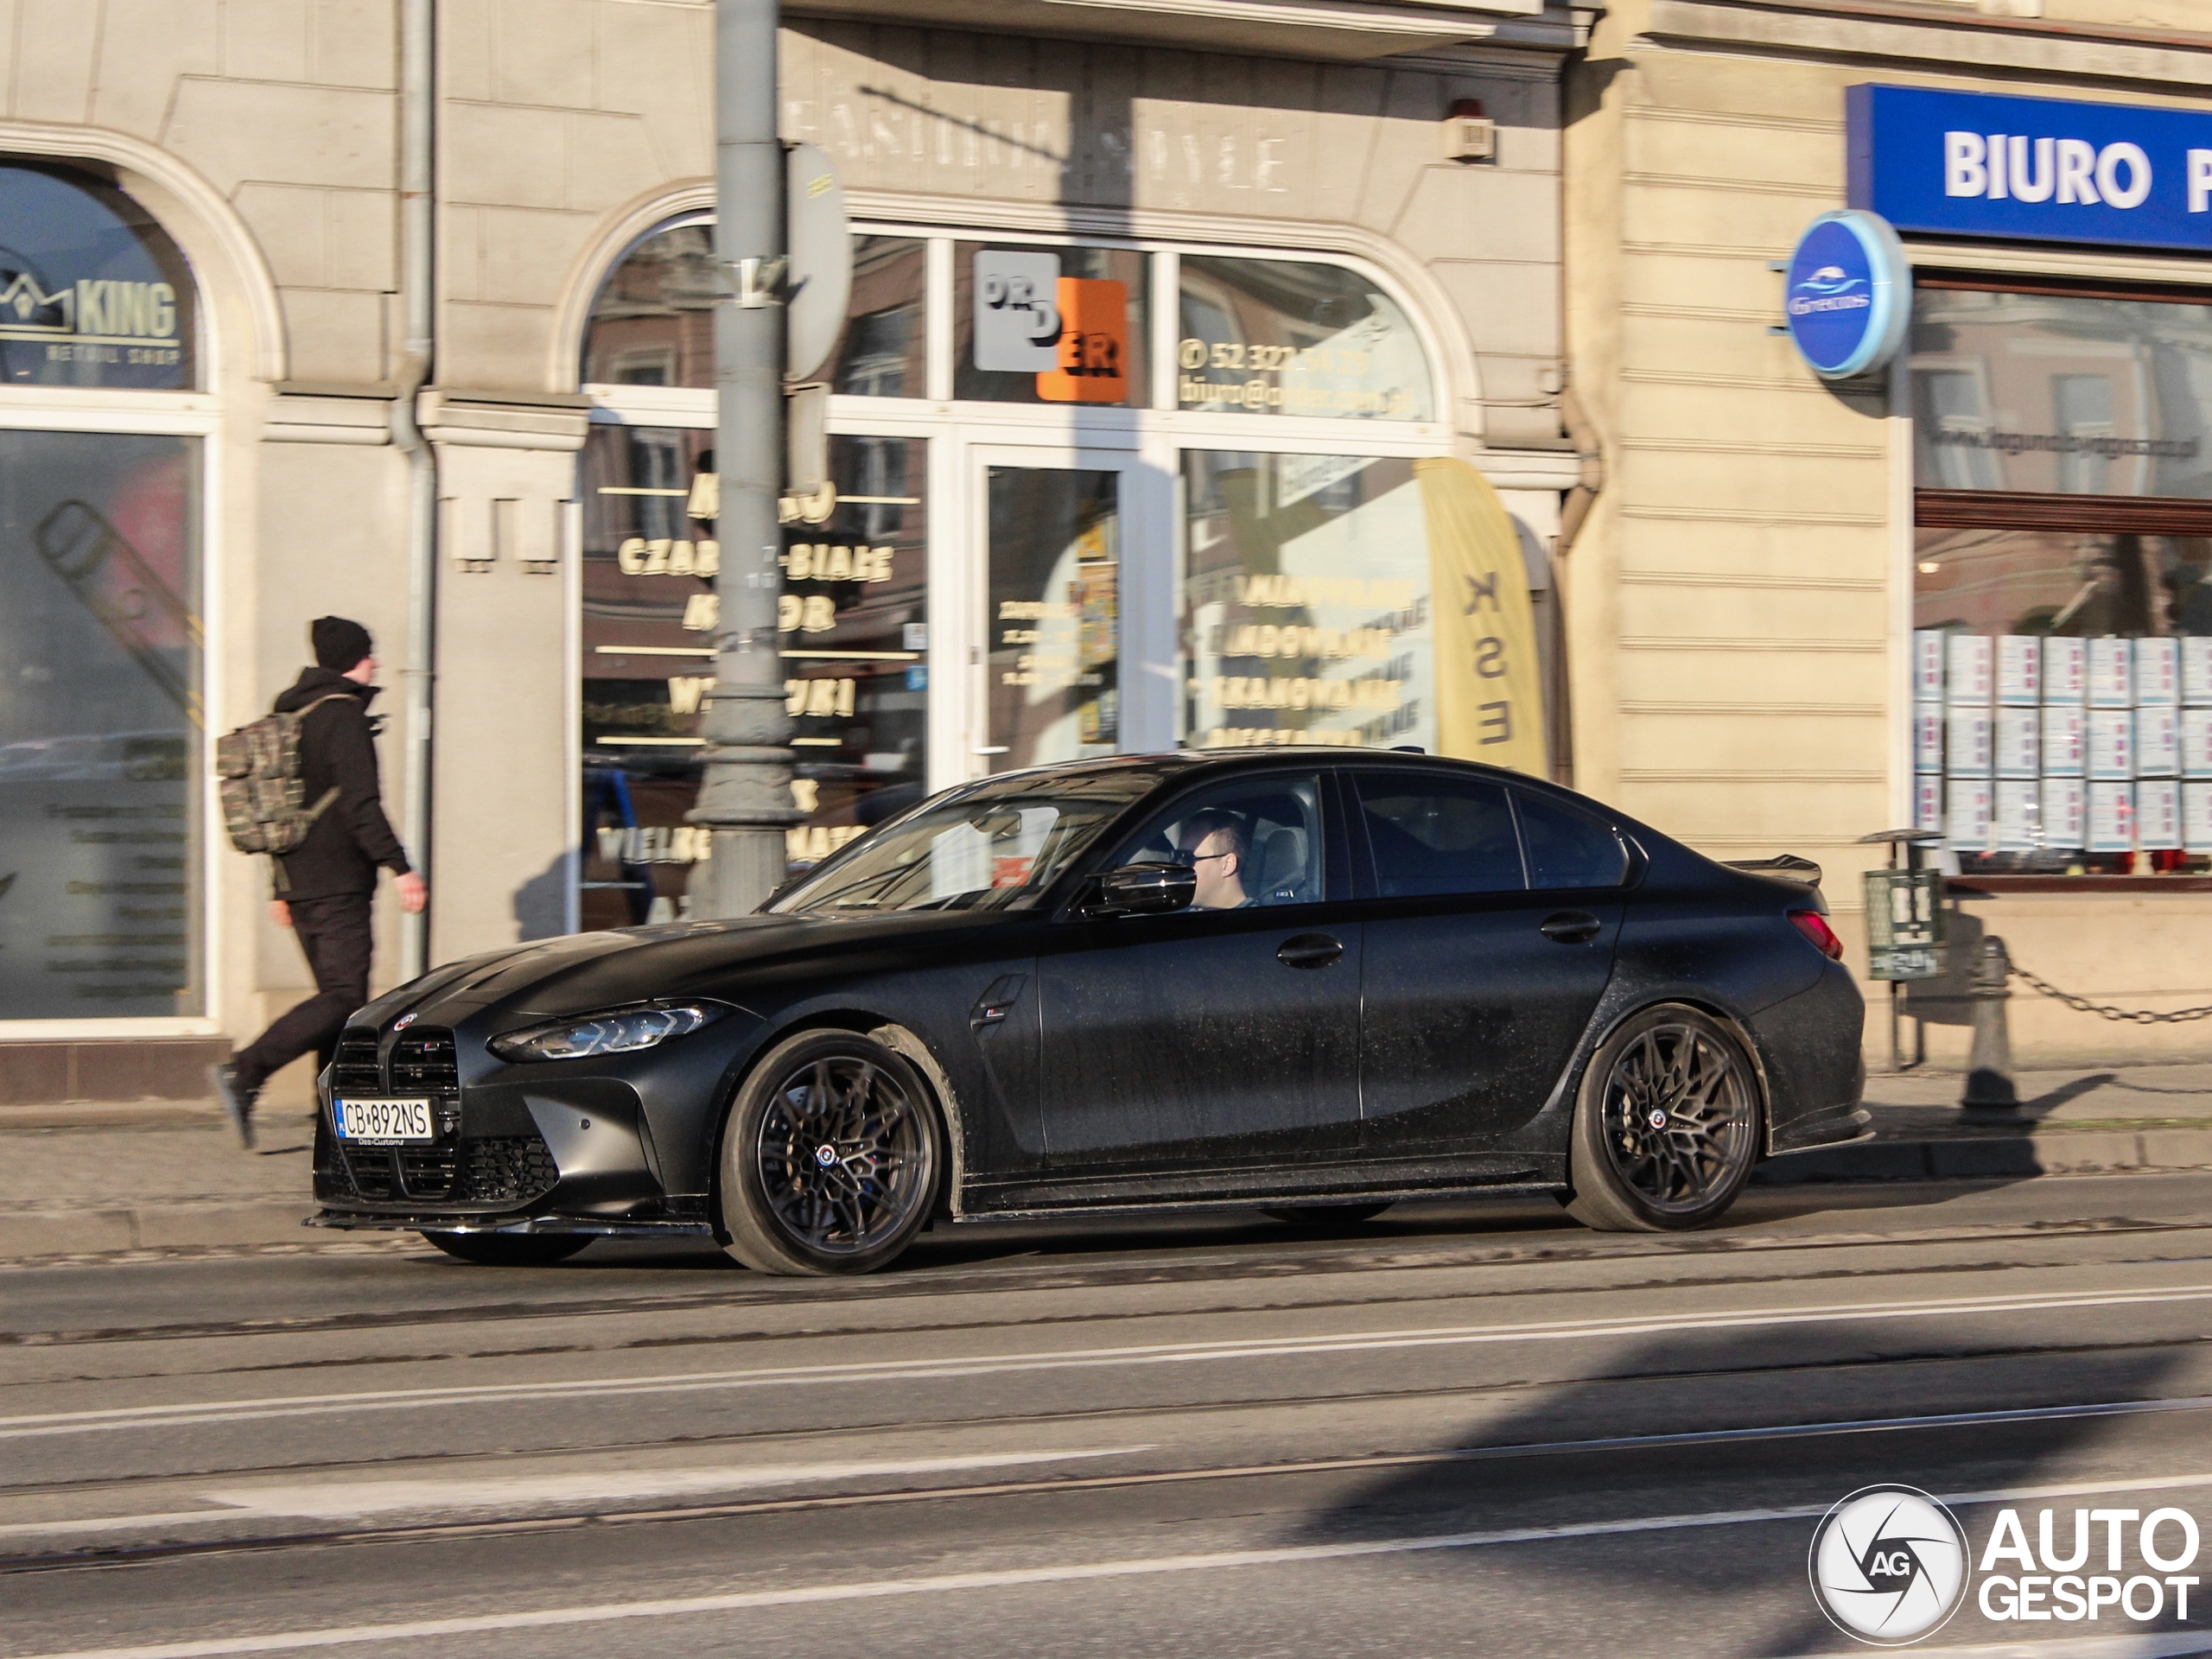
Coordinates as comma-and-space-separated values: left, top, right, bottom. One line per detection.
1563, 1004, 1759, 1232
1260, 1203, 1391, 1229
717, 1029, 940, 1275
419, 1230, 593, 1266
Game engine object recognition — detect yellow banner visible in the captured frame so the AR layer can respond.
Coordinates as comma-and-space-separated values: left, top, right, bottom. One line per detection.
1417, 456, 1547, 776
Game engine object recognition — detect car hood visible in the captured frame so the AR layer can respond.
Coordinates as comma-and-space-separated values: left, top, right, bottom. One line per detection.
367, 909, 1027, 1028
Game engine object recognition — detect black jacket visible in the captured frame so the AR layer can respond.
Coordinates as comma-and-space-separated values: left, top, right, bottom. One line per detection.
270, 668, 411, 901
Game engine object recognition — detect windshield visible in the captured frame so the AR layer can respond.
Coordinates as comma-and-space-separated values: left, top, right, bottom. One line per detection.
766, 772, 1151, 914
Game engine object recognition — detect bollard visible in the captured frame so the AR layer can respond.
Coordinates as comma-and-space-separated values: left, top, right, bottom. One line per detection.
1960, 934, 2019, 1113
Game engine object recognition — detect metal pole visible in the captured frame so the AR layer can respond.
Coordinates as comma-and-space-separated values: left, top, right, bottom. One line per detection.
691, 0, 802, 915
393, 0, 436, 976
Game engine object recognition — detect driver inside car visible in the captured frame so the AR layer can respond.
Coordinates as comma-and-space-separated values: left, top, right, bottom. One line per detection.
1174, 810, 1254, 909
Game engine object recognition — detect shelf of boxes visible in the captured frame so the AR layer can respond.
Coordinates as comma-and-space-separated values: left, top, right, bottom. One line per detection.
1914, 630, 2212, 863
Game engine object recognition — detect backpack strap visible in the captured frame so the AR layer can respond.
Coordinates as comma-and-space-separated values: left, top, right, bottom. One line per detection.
266, 694, 358, 892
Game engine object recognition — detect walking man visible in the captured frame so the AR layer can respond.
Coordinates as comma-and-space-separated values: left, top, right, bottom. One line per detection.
210, 617, 426, 1147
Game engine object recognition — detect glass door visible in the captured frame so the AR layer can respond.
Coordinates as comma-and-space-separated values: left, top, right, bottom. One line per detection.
984, 463, 1123, 772
967, 445, 1173, 776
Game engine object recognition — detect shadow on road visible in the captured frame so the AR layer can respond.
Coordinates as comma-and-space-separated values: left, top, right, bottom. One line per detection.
420, 1169, 2076, 1279
1293, 1325, 2195, 1657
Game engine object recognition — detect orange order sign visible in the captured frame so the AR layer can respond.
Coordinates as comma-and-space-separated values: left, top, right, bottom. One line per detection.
1037, 277, 1129, 404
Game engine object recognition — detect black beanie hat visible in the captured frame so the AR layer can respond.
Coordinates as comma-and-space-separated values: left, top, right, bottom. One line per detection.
311, 616, 373, 672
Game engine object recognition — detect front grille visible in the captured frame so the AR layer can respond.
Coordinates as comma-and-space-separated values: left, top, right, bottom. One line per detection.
334, 1133, 559, 1207
463, 1135, 562, 1205
390, 1029, 459, 1093
336, 1140, 397, 1199
331, 1030, 381, 1094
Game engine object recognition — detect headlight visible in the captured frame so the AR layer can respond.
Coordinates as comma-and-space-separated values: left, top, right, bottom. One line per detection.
490, 1001, 727, 1063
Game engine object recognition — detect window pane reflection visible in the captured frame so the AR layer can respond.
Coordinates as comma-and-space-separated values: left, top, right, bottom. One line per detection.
578, 429, 930, 925
0, 430, 202, 1017
986, 467, 1119, 771
1910, 288, 2212, 499
1180, 451, 1429, 752
1178, 257, 1433, 422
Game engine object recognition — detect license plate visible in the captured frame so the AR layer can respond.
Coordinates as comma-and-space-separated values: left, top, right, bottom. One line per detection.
334, 1096, 434, 1142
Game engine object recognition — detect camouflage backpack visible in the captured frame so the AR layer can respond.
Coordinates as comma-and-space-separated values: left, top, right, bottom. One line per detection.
214, 694, 352, 862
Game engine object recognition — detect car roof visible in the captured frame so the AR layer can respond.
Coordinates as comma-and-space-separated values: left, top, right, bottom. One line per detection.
996, 747, 1563, 794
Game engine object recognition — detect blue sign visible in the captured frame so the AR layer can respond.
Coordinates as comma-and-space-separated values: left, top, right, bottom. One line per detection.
1783, 210, 1910, 380
1849, 83, 2212, 254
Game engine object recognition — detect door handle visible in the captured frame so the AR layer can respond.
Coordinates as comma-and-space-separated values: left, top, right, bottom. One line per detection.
1540, 911, 1602, 945
1277, 932, 1344, 969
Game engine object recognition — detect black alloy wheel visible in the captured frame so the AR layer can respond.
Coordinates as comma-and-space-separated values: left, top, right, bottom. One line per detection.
718, 1028, 941, 1275
1563, 1004, 1759, 1232
418, 1231, 594, 1266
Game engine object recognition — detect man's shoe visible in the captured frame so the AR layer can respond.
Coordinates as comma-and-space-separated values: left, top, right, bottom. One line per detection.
208, 1061, 257, 1150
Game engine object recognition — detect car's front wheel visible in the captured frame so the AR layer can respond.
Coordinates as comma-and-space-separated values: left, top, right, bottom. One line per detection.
419, 1230, 594, 1266
717, 1029, 941, 1275
1563, 1004, 1759, 1232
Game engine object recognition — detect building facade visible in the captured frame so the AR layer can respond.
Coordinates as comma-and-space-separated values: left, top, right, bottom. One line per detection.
1566, 0, 2212, 1063
0, 0, 1596, 1101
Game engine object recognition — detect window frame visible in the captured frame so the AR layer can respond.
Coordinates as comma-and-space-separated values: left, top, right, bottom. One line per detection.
1343, 765, 1530, 903
0, 394, 222, 1040
1079, 766, 1349, 912
1510, 785, 1636, 893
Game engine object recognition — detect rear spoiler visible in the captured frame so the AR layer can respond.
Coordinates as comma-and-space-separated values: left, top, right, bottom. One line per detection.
1720, 854, 1822, 887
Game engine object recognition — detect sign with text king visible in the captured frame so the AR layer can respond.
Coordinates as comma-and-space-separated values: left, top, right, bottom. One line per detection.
1848, 83, 2212, 254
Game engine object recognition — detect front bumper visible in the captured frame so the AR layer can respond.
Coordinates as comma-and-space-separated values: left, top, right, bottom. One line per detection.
316, 1027, 683, 1226
306, 1210, 713, 1237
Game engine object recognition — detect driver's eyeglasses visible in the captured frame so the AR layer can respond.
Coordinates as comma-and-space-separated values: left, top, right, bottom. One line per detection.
1173, 849, 1232, 867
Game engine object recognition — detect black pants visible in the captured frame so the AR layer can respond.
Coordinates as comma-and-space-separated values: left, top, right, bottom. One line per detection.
235, 893, 372, 1095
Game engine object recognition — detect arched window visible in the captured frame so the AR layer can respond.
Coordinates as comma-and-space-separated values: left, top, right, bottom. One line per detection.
0, 163, 197, 391
572, 214, 1503, 923
0, 162, 205, 1026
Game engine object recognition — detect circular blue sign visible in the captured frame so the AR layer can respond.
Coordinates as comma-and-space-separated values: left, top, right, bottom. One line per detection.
1783, 210, 1910, 380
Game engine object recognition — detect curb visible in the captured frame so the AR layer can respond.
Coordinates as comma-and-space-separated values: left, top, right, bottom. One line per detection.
6, 1130, 2212, 1261
1757, 1126, 2212, 1185
0, 1202, 311, 1260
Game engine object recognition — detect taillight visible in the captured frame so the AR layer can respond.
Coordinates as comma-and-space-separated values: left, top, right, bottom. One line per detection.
1789, 910, 1844, 961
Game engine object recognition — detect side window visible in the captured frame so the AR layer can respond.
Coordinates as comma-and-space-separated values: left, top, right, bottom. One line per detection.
1517, 791, 1630, 889
1355, 772, 1524, 897
1112, 774, 1325, 910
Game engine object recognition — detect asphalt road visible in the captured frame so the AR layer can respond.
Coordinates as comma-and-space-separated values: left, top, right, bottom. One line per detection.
11, 1175, 2212, 1658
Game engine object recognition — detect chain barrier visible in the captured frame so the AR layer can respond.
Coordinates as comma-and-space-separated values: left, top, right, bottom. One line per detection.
2009, 963, 2212, 1026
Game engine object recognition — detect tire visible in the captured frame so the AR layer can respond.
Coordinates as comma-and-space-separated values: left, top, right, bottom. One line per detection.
419, 1230, 594, 1266
716, 1028, 941, 1275
1260, 1202, 1391, 1229
1563, 1004, 1760, 1233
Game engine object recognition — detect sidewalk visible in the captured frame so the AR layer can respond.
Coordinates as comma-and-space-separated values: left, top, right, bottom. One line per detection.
7, 1066, 2212, 1261
0, 1103, 323, 1260
1762, 1059, 2212, 1185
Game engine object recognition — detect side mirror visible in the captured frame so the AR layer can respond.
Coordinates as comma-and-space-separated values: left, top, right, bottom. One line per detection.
1085, 861, 1196, 918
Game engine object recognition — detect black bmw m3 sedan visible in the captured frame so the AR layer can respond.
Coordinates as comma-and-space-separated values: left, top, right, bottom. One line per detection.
313, 750, 1867, 1274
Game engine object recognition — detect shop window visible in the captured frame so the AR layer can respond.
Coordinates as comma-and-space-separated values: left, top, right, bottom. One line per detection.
833, 237, 926, 397
1179, 452, 1431, 752
581, 221, 716, 391
0, 164, 196, 391
577, 429, 929, 925
1177, 257, 1432, 423
953, 243, 1149, 407
582, 225, 924, 397
1912, 278, 2212, 876
0, 431, 203, 1017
